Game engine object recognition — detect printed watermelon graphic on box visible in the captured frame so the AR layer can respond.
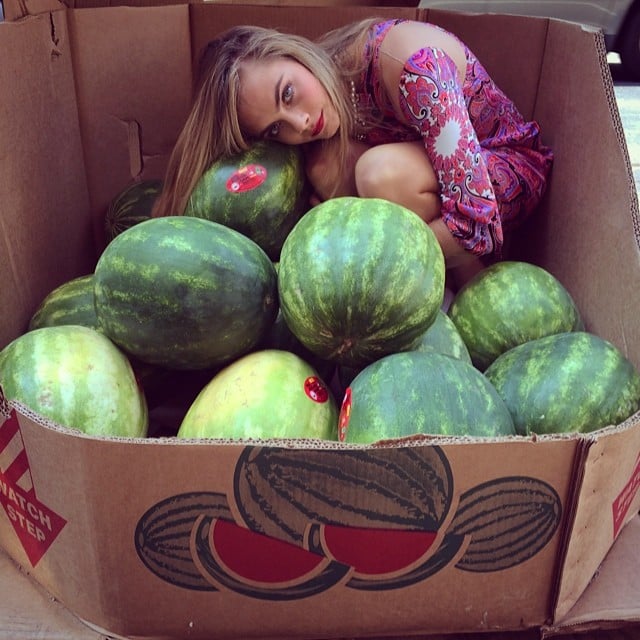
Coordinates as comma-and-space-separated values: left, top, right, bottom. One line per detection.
136, 446, 563, 598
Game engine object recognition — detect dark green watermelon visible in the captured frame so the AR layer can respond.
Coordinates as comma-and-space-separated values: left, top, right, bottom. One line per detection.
105, 179, 163, 242
484, 331, 640, 435
334, 309, 471, 397
94, 216, 278, 370
184, 142, 308, 260
448, 261, 583, 370
278, 197, 446, 368
28, 274, 99, 331
410, 309, 472, 364
339, 351, 515, 443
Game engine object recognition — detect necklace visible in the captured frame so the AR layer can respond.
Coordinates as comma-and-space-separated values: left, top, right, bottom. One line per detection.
349, 79, 367, 142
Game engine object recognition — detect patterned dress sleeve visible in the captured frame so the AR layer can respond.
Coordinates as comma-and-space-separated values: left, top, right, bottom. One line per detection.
398, 47, 503, 256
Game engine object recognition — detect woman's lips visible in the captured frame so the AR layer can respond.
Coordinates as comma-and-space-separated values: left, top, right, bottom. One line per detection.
312, 112, 324, 137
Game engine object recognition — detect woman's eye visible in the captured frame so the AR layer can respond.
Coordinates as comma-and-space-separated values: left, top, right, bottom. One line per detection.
282, 83, 294, 104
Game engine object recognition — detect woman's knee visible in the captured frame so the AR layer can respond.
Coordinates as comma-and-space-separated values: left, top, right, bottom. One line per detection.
354, 145, 407, 197
354, 142, 441, 222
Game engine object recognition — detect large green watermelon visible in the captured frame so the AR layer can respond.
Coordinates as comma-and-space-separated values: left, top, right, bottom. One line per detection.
28, 274, 99, 331
94, 216, 278, 370
178, 349, 338, 440
448, 261, 583, 370
184, 142, 308, 260
26, 273, 185, 407
0, 325, 148, 437
338, 351, 515, 443
484, 331, 640, 435
105, 179, 163, 242
278, 197, 446, 368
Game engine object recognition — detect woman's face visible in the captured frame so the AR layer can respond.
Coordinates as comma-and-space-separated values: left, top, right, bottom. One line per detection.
237, 57, 340, 145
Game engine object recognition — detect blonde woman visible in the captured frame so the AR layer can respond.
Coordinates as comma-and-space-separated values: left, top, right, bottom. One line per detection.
153, 19, 553, 284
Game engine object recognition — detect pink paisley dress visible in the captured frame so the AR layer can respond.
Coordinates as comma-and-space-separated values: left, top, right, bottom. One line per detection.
357, 20, 553, 257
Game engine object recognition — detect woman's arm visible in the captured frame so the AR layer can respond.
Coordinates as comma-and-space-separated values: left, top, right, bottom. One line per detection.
378, 24, 503, 257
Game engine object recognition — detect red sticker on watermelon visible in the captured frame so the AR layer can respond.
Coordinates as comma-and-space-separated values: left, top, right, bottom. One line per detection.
226, 164, 267, 193
304, 376, 329, 403
338, 387, 352, 442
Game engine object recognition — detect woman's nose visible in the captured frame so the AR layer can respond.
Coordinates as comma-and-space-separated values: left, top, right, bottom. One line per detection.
291, 110, 310, 133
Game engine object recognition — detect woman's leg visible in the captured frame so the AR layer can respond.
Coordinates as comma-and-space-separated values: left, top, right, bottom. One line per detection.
354, 141, 441, 223
305, 138, 485, 288
355, 142, 484, 287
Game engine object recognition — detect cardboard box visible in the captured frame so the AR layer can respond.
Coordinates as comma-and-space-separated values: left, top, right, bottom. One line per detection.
0, 2, 639, 638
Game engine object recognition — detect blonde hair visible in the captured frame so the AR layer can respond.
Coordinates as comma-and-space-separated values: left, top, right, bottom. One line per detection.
154, 22, 378, 219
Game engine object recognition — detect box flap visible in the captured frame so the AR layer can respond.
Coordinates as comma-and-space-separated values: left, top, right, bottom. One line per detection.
553, 417, 640, 621
544, 515, 640, 636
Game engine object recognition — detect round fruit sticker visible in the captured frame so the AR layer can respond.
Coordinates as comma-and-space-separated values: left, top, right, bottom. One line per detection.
338, 388, 351, 442
304, 376, 329, 403
226, 164, 267, 193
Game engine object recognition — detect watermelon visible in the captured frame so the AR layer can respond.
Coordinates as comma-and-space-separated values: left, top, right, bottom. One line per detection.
257, 309, 335, 383
94, 216, 278, 370
105, 179, 163, 241
448, 261, 583, 370
26, 273, 184, 407
278, 197, 446, 368
338, 351, 515, 443
410, 309, 472, 364
178, 350, 338, 440
0, 325, 148, 437
184, 142, 308, 260
335, 309, 471, 397
484, 331, 640, 435
28, 274, 99, 331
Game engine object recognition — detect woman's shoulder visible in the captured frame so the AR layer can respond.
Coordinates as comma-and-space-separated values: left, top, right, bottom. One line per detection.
373, 20, 468, 75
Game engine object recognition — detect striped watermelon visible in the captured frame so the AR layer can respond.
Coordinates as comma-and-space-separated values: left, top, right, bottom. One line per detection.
257, 309, 336, 383
339, 351, 515, 443
94, 216, 278, 370
278, 197, 446, 368
178, 350, 338, 440
184, 142, 307, 260
105, 179, 163, 242
410, 309, 472, 364
334, 309, 471, 398
0, 325, 148, 437
484, 331, 640, 435
448, 261, 583, 370
28, 274, 99, 331
26, 274, 184, 406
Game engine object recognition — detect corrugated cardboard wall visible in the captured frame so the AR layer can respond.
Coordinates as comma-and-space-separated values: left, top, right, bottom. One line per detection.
0, 12, 94, 349
516, 18, 640, 370
66, 4, 193, 255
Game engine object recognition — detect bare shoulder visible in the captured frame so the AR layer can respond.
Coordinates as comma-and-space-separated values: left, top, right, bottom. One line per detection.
380, 20, 466, 77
